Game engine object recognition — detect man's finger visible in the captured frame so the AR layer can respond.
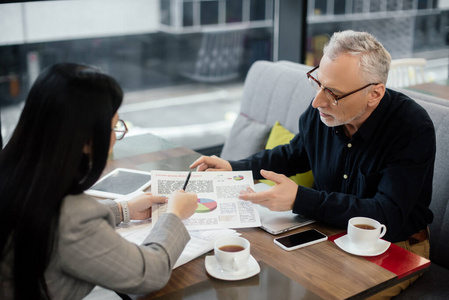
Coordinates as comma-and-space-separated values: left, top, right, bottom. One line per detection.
239, 190, 269, 203
205, 168, 227, 172
196, 163, 209, 172
260, 169, 285, 185
190, 156, 208, 169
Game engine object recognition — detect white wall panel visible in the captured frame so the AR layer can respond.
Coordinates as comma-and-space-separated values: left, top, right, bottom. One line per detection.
0, 4, 25, 45
23, 0, 160, 43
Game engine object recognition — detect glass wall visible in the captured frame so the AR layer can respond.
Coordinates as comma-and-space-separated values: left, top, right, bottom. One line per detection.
2, 0, 448, 151
305, 0, 449, 82
0, 0, 274, 153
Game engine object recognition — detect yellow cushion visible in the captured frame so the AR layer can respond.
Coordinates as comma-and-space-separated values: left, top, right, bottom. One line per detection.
259, 121, 314, 188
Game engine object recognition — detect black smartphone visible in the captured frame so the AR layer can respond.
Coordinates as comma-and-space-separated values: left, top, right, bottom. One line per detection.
273, 229, 328, 251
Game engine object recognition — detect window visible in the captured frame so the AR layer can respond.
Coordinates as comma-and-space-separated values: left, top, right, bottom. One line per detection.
0, 0, 274, 154
305, 0, 449, 84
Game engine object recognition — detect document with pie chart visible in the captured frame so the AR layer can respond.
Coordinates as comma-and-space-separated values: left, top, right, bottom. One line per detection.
151, 170, 261, 230
196, 198, 218, 213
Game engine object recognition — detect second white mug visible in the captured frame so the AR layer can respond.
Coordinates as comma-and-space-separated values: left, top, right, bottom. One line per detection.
347, 217, 387, 249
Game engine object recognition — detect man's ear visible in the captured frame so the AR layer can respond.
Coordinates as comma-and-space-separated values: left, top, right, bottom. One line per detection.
368, 83, 385, 107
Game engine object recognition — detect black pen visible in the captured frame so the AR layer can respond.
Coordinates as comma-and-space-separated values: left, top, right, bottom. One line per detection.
182, 171, 192, 191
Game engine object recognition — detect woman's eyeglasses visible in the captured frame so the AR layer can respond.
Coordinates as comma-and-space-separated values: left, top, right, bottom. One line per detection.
113, 119, 128, 140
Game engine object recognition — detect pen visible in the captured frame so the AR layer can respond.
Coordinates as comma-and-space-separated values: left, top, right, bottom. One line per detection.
182, 171, 192, 191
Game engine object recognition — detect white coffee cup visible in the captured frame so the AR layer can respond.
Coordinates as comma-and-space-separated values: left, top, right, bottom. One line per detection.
214, 236, 250, 273
347, 217, 387, 250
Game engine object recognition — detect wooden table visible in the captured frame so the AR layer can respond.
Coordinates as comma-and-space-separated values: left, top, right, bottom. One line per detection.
140, 224, 430, 300
407, 80, 449, 100
110, 133, 430, 300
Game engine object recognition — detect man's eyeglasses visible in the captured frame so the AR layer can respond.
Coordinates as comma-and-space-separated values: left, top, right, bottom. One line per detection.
306, 66, 379, 106
113, 119, 128, 140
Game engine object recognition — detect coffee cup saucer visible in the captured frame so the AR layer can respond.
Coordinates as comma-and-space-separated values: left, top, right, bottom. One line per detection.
205, 255, 260, 281
334, 234, 391, 256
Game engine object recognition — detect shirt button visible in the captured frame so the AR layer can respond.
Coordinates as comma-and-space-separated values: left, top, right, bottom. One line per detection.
347, 143, 352, 148
343, 174, 348, 179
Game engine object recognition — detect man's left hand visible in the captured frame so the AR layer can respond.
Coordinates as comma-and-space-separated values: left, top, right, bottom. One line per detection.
239, 169, 297, 211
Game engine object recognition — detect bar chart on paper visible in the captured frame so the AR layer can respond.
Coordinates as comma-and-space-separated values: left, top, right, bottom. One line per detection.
196, 198, 218, 213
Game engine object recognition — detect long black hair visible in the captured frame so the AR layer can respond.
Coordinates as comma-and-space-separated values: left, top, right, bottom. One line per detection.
0, 63, 123, 299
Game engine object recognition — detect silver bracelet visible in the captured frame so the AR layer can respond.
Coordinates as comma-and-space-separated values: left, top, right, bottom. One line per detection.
120, 201, 130, 223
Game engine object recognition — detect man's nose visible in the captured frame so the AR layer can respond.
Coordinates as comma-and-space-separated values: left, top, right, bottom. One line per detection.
311, 89, 329, 109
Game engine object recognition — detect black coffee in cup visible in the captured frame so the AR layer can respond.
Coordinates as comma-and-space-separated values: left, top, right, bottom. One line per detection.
354, 224, 376, 230
219, 245, 245, 252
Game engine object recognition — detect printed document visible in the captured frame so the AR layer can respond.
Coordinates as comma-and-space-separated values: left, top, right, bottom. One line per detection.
116, 220, 239, 269
113, 181, 243, 269
151, 170, 261, 230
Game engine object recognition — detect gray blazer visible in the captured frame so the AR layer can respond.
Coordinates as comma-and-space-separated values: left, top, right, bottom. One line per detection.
1, 193, 190, 299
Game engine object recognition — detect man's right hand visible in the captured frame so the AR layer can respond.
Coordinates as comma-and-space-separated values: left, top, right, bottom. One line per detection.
189, 155, 232, 172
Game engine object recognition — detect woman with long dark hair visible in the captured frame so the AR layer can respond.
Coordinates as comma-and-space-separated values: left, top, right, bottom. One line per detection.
0, 63, 198, 299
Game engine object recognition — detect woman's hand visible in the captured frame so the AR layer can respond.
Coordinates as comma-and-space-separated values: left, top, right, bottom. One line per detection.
126, 192, 168, 220
167, 190, 198, 220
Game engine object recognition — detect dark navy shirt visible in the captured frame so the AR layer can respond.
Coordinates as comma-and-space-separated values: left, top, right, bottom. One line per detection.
231, 89, 435, 242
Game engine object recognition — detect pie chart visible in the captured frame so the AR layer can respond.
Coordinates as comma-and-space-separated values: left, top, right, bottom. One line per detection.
196, 198, 218, 213
233, 175, 244, 181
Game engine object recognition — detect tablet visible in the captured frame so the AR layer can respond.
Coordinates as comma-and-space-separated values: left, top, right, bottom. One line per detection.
86, 168, 152, 199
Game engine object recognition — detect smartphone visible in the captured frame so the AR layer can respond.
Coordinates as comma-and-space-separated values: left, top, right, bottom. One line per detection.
273, 229, 328, 251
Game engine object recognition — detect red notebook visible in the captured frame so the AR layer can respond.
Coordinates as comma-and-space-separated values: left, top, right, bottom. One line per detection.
329, 232, 431, 279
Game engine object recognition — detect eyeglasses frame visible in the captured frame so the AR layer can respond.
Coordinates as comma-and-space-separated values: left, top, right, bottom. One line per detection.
113, 119, 128, 140
306, 65, 380, 106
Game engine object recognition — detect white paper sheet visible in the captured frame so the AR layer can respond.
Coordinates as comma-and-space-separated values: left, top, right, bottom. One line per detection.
116, 220, 239, 269
173, 229, 240, 269
150, 170, 261, 230
115, 219, 153, 244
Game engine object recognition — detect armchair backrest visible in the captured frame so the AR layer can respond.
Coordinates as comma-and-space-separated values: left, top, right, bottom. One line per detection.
239, 60, 314, 134
220, 60, 315, 160
405, 97, 449, 269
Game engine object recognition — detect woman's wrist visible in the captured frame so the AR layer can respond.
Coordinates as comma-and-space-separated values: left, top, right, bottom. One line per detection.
98, 199, 122, 226
117, 202, 123, 222
120, 201, 130, 223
